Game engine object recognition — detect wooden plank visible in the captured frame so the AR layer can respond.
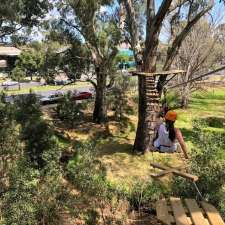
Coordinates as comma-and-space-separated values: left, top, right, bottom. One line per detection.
150, 163, 199, 181
170, 197, 190, 225
185, 199, 208, 225
151, 170, 173, 178
200, 201, 225, 225
156, 199, 173, 225
130, 70, 185, 77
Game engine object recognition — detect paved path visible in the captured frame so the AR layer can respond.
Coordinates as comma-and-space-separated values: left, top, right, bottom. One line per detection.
0, 81, 42, 90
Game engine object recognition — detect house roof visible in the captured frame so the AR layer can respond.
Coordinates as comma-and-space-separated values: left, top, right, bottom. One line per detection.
0, 46, 22, 56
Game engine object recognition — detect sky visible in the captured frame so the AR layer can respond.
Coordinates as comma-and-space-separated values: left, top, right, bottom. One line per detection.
29, 0, 225, 42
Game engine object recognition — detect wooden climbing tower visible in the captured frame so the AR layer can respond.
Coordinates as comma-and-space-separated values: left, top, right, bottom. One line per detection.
130, 70, 185, 149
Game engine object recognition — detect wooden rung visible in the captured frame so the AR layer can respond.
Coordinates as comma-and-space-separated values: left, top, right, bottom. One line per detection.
156, 199, 173, 225
170, 197, 190, 225
185, 199, 208, 225
200, 201, 225, 225
150, 163, 199, 182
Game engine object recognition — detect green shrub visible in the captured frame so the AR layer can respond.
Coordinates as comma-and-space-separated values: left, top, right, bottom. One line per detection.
172, 120, 225, 218
1, 93, 66, 225
108, 76, 134, 121
66, 141, 130, 224
14, 93, 42, 125
56, 92, 86, 127
128, 181, 170, 211
66, 141, 107, 196
162, 91, 180, 109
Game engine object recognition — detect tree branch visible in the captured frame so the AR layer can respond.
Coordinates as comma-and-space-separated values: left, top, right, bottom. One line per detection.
154, 0, 173, 29
163, 4, 213, 71
60, 18, 83, 35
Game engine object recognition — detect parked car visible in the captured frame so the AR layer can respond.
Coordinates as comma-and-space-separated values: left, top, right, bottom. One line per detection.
73, 91, 92, 100
54, 79, 72, 85
40, 93, 64, 105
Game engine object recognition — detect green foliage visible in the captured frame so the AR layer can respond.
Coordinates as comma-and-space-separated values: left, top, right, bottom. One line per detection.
11, 67, 25, 84
56, 92, 86, 127
0, 0, 51, 38
162, 90, 180, 109
128, 181, 169, 210
12, 41, 62, 83
3, 159, 40, 225
66, 141, 129, 224
1, 92, 66, 225
66, 141, 107, 196
108, 76, 134, 121
14, 93, 42, 125
172, 119, 225, 218
14, 49, 44, 79
0, 94, 22, 191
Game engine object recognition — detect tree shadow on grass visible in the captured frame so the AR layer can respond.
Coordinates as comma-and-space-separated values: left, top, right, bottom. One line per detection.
95, 139, 134, 157
200, 117, 225, 128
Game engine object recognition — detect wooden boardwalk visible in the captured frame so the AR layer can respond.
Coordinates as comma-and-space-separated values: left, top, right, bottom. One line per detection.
156, 197, 225, 225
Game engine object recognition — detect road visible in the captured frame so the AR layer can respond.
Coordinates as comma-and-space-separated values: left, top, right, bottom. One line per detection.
5, 86, 93, 103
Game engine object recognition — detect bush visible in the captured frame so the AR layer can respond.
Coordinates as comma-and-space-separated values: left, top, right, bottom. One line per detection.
161, 90, 180, 109
66, 141, 130, 224
66, 141, 107, 196
14, 93, 42, 125
1, 94, 66, 225
56, 92, 86, 127
0, 96, 22, 192
107, 76, 135, 133
128, 181, 170, 211
172, 120, 225, 218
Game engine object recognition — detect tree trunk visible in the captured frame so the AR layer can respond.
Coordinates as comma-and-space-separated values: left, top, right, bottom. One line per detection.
93, 69, 107, 123
181, 84, 190, 108
133, 46, 160, 153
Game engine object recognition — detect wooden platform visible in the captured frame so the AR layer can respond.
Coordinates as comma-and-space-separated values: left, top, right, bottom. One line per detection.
130, 70, 185, 77
156, 198, 225, 225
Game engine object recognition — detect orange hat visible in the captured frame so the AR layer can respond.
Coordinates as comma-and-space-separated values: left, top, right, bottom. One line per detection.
165, 111, 177, 122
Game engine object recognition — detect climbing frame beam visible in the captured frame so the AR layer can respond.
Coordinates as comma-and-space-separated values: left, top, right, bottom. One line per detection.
150, 163, 199, 181
130, 70, 185, 77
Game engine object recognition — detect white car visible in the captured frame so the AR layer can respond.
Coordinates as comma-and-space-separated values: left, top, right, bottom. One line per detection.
40, 93, 64, 105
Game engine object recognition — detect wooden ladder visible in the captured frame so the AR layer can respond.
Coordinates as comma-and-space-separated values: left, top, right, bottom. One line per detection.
156, 197, 225, 225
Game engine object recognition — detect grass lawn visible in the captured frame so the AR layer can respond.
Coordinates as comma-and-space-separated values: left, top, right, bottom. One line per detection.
3, 82, 91, 95
51, 87, 225, 190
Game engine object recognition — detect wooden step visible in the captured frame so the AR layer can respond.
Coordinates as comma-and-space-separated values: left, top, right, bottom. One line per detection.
147, 105, 160, 111
156, 199, 174, 225
146, 92, 159, 97
200, 202, 225, 225
185, 199, 208, 225
156, 197, 225, 225
145, 89, 159, 95
170, 197, 190, 225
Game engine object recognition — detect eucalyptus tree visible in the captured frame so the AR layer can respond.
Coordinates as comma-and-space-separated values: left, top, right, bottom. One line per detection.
53, 0, 122, 123
0, 0, 51, 41
120, 0, 216, 153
